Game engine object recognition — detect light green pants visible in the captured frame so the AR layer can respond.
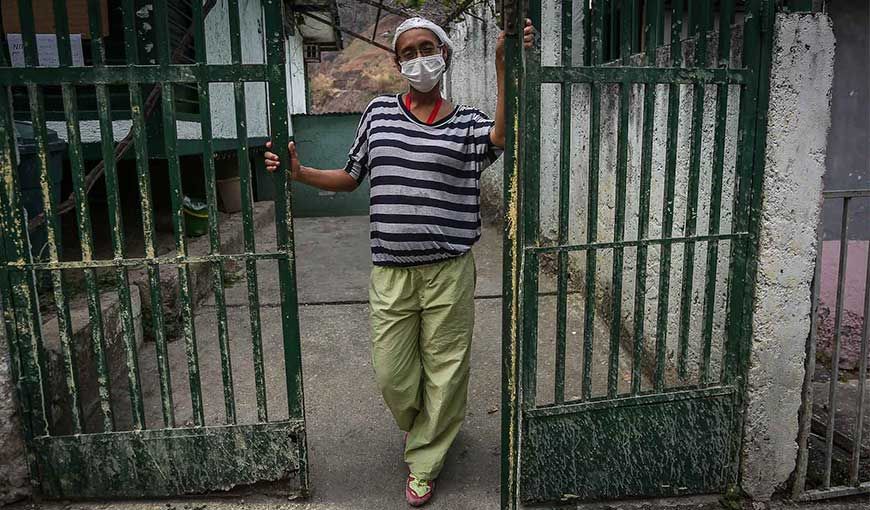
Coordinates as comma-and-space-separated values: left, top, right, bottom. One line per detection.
369, 252, 476, 480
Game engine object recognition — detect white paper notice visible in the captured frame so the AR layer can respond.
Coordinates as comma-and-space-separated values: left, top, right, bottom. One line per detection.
7, 34, 85, 67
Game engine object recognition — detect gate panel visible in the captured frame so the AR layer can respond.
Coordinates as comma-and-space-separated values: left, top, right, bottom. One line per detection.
521, 388, 734, 502
503, 0, 773, 506
0, 0, 307, 498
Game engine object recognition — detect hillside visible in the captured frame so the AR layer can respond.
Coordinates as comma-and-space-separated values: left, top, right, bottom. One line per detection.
308, 14, 407, 113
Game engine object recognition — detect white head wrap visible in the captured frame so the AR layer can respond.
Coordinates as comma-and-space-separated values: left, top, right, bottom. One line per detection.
392, 17, 455, 60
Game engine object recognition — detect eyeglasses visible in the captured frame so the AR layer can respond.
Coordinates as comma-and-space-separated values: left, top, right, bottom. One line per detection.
397, 43, 443, 63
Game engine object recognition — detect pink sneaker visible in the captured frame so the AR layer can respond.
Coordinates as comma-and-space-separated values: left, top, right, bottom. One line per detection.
406, 474, 434, 507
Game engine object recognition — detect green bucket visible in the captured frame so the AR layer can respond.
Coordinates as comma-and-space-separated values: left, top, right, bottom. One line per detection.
183, 196, 209, 237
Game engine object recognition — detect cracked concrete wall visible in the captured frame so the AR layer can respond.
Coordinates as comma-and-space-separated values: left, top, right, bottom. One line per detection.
740, 12, 835, 500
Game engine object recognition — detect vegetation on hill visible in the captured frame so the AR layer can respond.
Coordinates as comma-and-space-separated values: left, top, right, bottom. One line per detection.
308, 14, 406, 113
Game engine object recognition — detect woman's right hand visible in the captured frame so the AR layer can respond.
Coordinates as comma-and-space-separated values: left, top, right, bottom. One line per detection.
264, 141, 301, 181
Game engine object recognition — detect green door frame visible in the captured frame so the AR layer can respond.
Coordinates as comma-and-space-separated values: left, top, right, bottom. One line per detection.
501, 0, 776, 507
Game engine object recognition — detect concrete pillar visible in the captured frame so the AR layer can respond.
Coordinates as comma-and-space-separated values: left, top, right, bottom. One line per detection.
740, 12, 835, 500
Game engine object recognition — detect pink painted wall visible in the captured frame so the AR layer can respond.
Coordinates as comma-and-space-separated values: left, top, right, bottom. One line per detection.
816, 240, 869, 371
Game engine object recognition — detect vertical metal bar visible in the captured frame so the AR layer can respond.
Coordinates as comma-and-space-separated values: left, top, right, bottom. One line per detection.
581, 0, 591, 66
608, 0, 618, 61
0, 61, 49, 443
740, 0, 776, 482
120, 0, 175, 428
631, 0, 640, 55
699, 89, 728, 383
724, 0, 774, 488
88, 0, 146, 430
264, 0, 309, 493
654, 0, 684, 390
229, 0, 265, 424
700, 0, 734, 385
676, 0, 710, 381
554, 0, 573, 405
643, 0, 663, 63
850, 235, 870, 484
155, 0, 205, 427
196, 0, 237, 426
582, 0, 605, 400
723, 0, 776, 398
17, 0, 85, 433
372, 0, 384, 41
619, 0, 628, 62
608, 79, 629, 399
520, 0, 543, 409
500, 3, 524, 507
0, 14, 48, 479
51, 0, 72, 65
49, 0, 85, 434
824, 198, 850, 489
15, 0, 37, 66
717, 0, 735, 68
723, 0, 762, 385
687, 0, 695, 37
631, 0, 661, 395
2, 158, 51, 495
793, 213, 825, 499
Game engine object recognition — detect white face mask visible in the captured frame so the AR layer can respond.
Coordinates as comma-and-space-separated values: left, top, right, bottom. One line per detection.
400, 54, 446, 93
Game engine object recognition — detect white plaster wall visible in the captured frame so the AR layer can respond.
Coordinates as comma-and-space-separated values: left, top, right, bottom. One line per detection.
286, 31, 308, 118
206, 0, 269, 139
445, 2, 502, 222
741, 12, 835, 500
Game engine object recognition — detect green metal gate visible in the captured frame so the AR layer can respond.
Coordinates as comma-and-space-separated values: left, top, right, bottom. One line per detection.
0, 0, 307, 498
501, 0, 774, 506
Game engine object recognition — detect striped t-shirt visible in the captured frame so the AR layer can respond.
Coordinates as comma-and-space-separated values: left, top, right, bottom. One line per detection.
344, 94, 504, 267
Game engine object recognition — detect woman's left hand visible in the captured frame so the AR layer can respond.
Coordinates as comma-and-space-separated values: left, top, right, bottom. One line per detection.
496, 18, 536, 65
